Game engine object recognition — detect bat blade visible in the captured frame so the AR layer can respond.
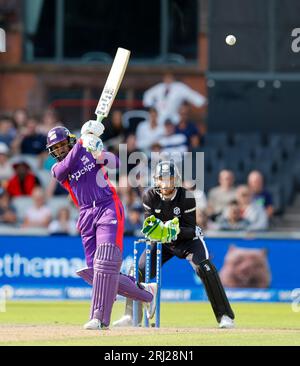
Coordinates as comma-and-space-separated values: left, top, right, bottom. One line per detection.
95, 47, 131, 121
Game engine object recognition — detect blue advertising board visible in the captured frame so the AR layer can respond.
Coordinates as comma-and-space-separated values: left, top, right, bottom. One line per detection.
0, 235, 299, 302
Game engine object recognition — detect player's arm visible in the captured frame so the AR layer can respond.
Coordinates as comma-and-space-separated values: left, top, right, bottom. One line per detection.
80, 120, 121, 168
182, 84, 207, 108
143, 84, 161, 107
176, 196, 198, 241
142, 190, 155, 219
52, 141, 85, 183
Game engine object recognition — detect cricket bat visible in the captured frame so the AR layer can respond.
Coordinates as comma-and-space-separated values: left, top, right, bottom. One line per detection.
95, 47, 131, 123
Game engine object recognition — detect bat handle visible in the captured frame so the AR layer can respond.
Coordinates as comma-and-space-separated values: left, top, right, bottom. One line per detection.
96, 115, 104, 123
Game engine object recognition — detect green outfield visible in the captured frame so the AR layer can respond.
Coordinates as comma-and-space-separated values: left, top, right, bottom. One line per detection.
0, 301, 299, 346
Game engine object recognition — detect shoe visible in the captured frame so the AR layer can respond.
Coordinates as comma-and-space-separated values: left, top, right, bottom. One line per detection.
112, 314, 133, 327
219, 315, 235, 329
141, 283, 158, 319
83, 318, 109, 330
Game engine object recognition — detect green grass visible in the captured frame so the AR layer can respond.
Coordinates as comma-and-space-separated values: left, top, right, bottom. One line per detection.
0, 301, 299, 346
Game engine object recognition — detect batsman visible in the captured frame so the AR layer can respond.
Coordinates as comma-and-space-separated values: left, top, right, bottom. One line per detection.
46, 121, 156, 330
114, 161, 235, 329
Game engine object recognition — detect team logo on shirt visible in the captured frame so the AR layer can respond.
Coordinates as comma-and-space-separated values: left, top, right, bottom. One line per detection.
173, 207, 181, 215
69, 162, 96, 181
81, 155, 90, 166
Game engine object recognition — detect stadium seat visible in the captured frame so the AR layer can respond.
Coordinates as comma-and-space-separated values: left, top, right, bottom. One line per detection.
12, 197, 34, 222
200, 146, 221, 163
268, 134, 298, 162
203, 171, 217, 193
233, 133, 262, 148
47, 197, 73, 218
279, 175, 295, 207
268, 134, 298, 151
38, 170, 52, 189
268, 134, 282, 149
203, 133, 229, 148
70, 206, 79, 221
122, 110, 149, 133
266, 184, 284, 214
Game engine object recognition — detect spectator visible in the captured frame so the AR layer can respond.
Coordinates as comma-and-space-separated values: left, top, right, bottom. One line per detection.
0, 187, 17, 225
0, 142, 13, 182
38, 109, 61, 135
0, 116, 16, 147
23, 187, 51, 228
196, 208, 208, 231
48, 207, 77, 235
143, 72, 206, 125
102, 109, 125, 145
175, 103, 200, 149
159, 119, 188, 156
117, 175, 142, 217
6, 158, 40, 197
236, 185, 268, 231
190, 134, 201, 150
135, 107, 164, 153
124, 205, 143, 236
20, 117, 47, 155
124, 134, 142, 174
207, 170, 237, 219
13, 108, 28, 134
126, 133, 138, 155
216, 200, 250, 231
248, 170, 274, 218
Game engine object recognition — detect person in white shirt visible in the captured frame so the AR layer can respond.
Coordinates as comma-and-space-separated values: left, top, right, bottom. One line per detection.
143, 73, 206, 125
236, 185, 268, 231
48, 206, 77, 235
159, 120, 188, 156
135, 107, 164, 153
0, 142, 14, 182
207, 170, 237, 218
23, 187, 52, 228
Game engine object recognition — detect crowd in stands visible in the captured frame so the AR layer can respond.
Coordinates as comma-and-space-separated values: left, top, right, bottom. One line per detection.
0, 74, 276, 235
197, 170, 271, 232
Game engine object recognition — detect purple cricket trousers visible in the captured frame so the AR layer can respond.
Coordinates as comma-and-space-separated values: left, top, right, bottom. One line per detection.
77, 195, 152, 326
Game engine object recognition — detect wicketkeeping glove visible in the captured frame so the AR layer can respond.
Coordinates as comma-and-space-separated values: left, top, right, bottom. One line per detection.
164, 217, 180, 242
141, 215, 180, 243
141, 215, 164, 242
81, 120, 105, 137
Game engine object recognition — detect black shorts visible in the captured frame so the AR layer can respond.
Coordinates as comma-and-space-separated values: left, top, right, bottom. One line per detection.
137, 238, 209, 281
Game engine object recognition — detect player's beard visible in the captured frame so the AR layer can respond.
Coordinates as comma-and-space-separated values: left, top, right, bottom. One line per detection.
160, 187, 177, 200
51, 145, 71, 162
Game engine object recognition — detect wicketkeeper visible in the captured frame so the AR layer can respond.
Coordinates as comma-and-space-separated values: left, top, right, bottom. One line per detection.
46, 121, 157, 330
114, 161, 235, 328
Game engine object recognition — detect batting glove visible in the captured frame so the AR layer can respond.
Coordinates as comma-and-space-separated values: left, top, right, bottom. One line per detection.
81, 134, 104, 155
81, 120, 105, 137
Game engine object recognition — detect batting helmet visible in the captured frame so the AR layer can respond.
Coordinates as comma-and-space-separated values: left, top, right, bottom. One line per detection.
46, 126, 77, 162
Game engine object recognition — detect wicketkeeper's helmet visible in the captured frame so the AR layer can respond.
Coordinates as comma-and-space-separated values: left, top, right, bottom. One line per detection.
153, 161, 181, 193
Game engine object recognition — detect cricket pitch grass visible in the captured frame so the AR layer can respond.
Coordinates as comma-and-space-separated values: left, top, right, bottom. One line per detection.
0, 301, 299, 346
